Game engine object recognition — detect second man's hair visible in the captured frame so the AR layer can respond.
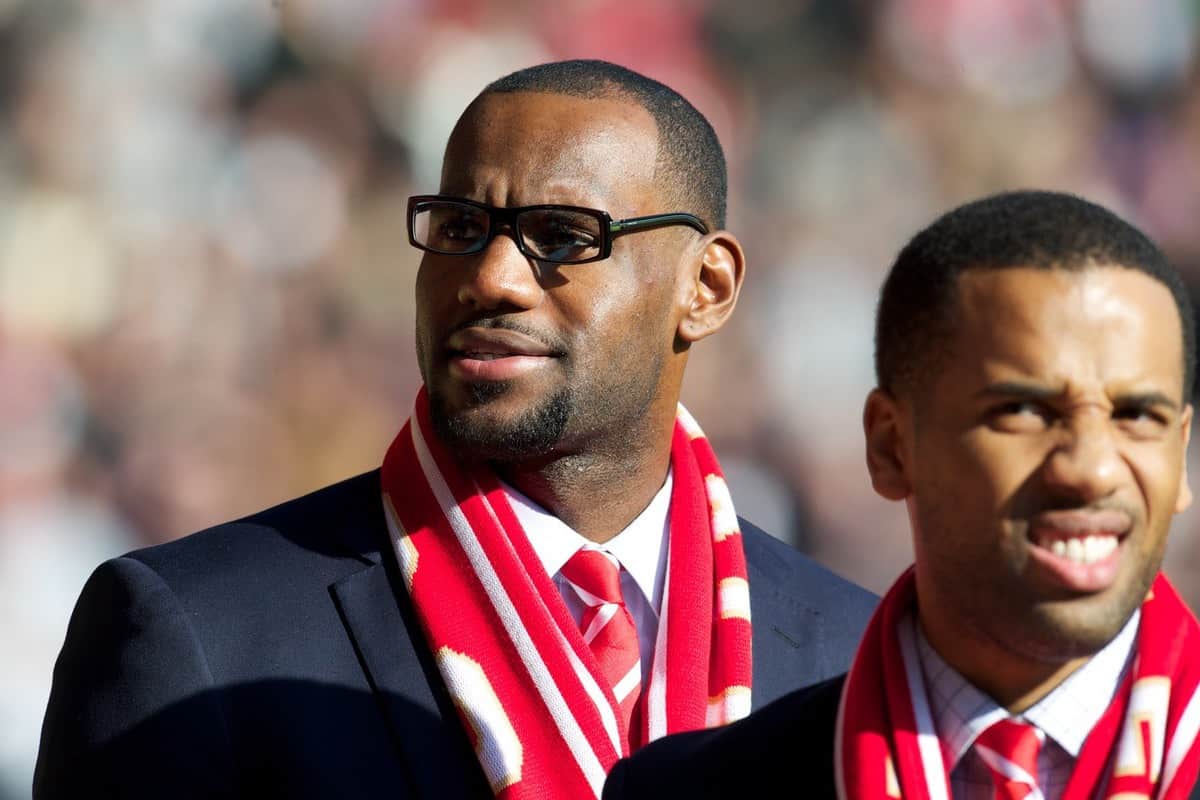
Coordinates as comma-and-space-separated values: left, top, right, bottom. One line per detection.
874, 190, 1195, 401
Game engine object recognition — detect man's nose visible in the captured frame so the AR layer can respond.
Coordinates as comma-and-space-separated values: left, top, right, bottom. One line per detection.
1041, 411, 1124, 502
456, 232, 543, 311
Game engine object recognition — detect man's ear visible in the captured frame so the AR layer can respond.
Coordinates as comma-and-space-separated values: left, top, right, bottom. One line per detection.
864, 387, 914, 501
1177, 403, 1193, 513
678, 231, 745, 344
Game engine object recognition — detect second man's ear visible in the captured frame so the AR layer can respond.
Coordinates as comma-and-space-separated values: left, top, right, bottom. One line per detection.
677, 232, 746, 344
863, 388, 914, 501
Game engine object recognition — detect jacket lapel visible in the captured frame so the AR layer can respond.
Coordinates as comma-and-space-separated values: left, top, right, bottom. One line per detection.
328, 472, 489, 799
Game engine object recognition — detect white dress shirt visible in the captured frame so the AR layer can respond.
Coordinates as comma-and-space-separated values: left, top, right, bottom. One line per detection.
503, 472, 672, 685
912, 610, 1140, 800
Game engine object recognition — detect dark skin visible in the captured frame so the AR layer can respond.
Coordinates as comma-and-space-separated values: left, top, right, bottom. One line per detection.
864, 266, 1192, 712
414, 91, 745, 541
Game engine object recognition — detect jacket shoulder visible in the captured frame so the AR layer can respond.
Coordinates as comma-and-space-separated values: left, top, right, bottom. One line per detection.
604, 675, 846, 799
93, 470, 393, 685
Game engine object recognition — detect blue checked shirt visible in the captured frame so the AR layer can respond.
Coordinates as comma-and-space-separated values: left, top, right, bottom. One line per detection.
911, 610, 1138, 800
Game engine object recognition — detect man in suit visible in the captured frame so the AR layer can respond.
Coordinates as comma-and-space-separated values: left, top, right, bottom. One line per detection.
604, 190, 1200, 799
35, 60, 876, 799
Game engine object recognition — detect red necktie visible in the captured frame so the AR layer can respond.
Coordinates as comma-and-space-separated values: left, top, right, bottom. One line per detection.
973, 718, 1045, 800
560, 547, 642, 750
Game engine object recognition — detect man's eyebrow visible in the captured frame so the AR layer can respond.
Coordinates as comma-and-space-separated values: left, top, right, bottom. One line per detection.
973, 382, 1059, 401
973, 382, 1180, 411
1111, 390, 1180, 412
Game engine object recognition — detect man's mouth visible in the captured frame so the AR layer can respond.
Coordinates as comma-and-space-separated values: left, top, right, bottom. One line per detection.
457, 352, 521, 361
1025, 509, 1132, 593
1033, 533, 1120, 565
444, 327, 561, 382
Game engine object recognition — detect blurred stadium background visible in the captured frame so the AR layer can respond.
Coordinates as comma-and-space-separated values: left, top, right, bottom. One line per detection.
2, 0, 1200, 795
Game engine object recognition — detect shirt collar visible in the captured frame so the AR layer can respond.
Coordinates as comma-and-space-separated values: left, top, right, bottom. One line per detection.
913, 608, 1139, 767
502, 471, 673, 613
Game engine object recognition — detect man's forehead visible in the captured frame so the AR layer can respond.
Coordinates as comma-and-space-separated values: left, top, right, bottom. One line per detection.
439, 91, 660, 211
948, 265, 1185, 390
953, 265, 1180, 329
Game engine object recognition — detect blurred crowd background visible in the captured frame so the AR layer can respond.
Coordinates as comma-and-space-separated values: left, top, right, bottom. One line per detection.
3, 0, 1200, 795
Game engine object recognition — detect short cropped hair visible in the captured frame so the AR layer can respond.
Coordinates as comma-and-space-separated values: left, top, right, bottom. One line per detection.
479, 59, 727, 230
875, 190, 1196, 401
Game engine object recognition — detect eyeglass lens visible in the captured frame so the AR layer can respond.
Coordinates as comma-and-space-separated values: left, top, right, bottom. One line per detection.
411, 201, 604, 263
517, 209, 603, 262
412, 202, 490, 254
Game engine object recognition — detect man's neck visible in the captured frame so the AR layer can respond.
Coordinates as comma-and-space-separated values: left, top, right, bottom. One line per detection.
492, 411, 676, 543
916, 608, 1091, 714
496, 448, 672, 543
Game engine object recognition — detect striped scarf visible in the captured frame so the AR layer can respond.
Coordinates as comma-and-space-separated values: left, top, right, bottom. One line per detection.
835, 568, 1200, 800
380, 389, 753, 799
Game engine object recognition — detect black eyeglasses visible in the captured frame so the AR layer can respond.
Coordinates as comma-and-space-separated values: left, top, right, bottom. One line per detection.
407, 195, 709, 265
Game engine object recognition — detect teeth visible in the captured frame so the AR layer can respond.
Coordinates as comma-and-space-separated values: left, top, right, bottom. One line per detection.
1090, 535, 1118, 562
1066, 538, 1084, 562
1040, 535, 1118, 564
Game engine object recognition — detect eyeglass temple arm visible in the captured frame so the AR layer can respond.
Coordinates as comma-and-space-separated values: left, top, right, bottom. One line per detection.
609, 213, 709, 237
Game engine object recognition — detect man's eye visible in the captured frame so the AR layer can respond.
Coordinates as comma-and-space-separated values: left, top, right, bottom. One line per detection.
439, 220, 484, 240
523, 214, 601, 260
989, 401, 1053, 431
1113, 405, 1168, 435
997, 401, 1044, 416
542, 225, 597, 248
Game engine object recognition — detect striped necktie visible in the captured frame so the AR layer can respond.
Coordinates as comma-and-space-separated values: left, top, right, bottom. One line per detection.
560, 546, 642, 750
974, 718, 1045, 800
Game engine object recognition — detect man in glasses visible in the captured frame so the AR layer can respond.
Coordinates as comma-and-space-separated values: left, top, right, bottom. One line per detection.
604, 191, 1200, 800
36, 59, 875, 799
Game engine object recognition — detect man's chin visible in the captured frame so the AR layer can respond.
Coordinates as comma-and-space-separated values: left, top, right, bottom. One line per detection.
1014, 592, 1142, 662
429, 386, 571, 463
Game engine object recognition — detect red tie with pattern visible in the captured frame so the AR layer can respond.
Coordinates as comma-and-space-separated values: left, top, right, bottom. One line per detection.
560, 547, 642, 750
973, 718, 1045, 800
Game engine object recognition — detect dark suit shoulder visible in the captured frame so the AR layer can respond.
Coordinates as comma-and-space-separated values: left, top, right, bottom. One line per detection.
604, 675, 846, 800
100, 470, 394, 690
37, 470, 444, 798
36, 553, 239, 797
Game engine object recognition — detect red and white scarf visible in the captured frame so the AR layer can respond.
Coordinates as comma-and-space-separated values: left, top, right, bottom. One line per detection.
380, 389, 753, 799
835, 567, 1200, 800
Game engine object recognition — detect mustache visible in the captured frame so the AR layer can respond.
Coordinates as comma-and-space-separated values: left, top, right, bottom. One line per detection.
446, 316, 568, 357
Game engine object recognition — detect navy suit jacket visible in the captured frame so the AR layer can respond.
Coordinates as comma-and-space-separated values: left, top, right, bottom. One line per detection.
605, 674, 1200, 800
605, 675, 845, 799
35, 469, 877, 799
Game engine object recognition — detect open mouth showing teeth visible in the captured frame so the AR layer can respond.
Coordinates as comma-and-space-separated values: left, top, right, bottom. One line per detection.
1035, 535, 1119, 564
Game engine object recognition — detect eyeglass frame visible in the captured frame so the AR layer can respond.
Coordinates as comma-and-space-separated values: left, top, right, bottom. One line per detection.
406, 194, 710, 265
